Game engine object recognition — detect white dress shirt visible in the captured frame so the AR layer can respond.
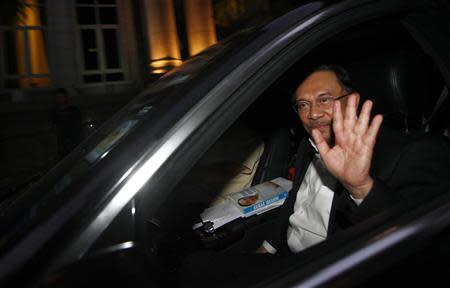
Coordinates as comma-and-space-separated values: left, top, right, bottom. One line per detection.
262, 140, 363, 254
286, 155, 335, 252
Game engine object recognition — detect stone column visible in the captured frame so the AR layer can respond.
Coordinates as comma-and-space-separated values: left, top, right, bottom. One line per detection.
184, 0, 217, 56
142, 0, 182, 74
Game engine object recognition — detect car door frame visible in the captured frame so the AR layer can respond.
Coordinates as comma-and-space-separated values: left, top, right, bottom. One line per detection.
44, 0, 450, 284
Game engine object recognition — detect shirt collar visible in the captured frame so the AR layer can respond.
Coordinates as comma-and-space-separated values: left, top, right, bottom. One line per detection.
308, 138, 319, 154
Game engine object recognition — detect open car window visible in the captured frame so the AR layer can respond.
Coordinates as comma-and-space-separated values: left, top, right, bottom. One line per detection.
47, 7, 450, 287
4, 2, 450, 287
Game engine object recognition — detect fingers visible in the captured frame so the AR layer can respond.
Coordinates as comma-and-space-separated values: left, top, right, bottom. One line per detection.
312, 128, 330, 156
332, 100, 344, 141
364, 114, 383, 146
354, 100, 373, 135
344, 94, 358, 130
333, 96, 381, 149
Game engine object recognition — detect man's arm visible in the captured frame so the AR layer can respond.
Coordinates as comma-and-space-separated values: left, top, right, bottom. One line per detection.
352, 135, 450, 220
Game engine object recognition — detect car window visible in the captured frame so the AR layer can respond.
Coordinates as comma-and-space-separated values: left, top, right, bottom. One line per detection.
0, 26, 265, 260
132, 15, 450, 287
37, 3, 450, 287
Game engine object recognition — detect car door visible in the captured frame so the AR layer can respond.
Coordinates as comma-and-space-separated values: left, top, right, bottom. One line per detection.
3, 0, 450, 287
136, 1, 450, 287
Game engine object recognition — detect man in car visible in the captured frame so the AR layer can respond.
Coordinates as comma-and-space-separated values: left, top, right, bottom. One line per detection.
259, 65, 450, 255
180, 66, 450, 285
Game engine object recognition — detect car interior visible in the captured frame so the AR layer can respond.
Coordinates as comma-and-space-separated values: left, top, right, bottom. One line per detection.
162, 18, 448, 285
45, 14, 449, 288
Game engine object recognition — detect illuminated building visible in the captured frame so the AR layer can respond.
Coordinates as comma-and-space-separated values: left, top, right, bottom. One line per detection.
0, 0, 273, 94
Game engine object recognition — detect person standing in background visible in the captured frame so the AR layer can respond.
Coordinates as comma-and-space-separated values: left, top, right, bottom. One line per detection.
52, 88, 82, 160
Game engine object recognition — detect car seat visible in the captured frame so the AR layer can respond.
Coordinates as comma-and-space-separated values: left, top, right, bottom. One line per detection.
344, 46, 440, 133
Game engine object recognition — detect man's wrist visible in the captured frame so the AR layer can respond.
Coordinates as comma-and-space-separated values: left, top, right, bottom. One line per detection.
347, 177, 374, 199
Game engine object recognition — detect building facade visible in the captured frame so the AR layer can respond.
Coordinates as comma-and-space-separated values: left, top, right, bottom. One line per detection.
0, 0, 281, 192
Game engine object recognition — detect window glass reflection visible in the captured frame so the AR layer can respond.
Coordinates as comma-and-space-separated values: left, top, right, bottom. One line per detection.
99, 7, 118, 24
81, 29, 99, 70
103, 29, 120, 68
77, 7, 96, 25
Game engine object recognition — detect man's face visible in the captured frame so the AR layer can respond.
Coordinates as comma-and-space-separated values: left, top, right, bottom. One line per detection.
295, 70, 352, 144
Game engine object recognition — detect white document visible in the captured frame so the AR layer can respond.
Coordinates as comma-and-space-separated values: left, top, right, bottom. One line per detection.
194, 177, 292, 230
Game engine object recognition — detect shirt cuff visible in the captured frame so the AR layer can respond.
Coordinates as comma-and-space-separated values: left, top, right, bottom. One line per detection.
262, 240, 277, 254
349, 194, 364, 206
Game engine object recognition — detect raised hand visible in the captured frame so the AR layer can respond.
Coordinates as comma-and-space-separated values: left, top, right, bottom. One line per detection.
311, 94, 383, 199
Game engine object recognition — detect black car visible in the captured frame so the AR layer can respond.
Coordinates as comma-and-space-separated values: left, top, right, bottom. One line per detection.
1, 0, 450, 287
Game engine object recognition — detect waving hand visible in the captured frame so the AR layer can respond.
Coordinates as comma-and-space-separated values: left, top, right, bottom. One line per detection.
311, 94, 383, 199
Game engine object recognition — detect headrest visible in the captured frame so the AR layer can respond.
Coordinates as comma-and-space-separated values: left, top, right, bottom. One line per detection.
345, 48, 432, 132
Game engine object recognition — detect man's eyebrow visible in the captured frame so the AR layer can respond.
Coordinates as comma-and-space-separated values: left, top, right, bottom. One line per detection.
296, 91, 331, 101
317, 92, 332, 97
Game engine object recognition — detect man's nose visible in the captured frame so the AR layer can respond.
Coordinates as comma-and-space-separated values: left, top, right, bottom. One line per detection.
308, 103, 324, 119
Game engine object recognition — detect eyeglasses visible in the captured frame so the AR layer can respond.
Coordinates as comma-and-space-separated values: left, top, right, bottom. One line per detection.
293, 92, 353, 113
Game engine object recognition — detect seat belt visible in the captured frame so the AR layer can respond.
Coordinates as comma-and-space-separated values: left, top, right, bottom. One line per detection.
422, 86, 448, 132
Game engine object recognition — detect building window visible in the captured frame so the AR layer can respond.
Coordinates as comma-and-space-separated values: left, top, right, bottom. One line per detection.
0, 0, 51, 89
75, 0, 125, 84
